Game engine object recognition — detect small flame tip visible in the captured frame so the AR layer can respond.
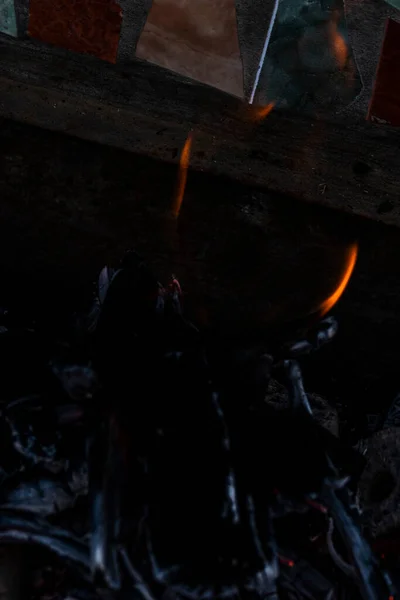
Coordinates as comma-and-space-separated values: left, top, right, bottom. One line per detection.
318, 242, 358, 317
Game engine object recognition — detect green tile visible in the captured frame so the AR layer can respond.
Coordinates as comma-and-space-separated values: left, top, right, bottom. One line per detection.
0, 0, 17, 37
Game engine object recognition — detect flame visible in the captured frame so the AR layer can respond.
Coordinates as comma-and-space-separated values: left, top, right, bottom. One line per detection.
318, 242, 358, 317
252, 102, 275, 121
328, 20, 348, 69
172, 131, 193, 218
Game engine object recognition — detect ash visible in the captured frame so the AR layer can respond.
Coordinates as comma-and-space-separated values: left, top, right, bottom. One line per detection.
0, 251, 396, 600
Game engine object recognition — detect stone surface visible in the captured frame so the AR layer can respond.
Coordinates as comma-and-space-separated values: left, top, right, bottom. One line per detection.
0, 0, 17, 37
136, 0, 244, 98
28, 0, 122, 63
265, 379, 339, 437
357, 427, 400, 538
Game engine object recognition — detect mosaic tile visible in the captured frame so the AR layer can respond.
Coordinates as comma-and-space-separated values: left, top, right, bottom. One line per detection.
136, 0, 244, 98
0, 0, 17, 37
28, 0, 122, 63
368, 19, 400, 126
252, 0, 362, 115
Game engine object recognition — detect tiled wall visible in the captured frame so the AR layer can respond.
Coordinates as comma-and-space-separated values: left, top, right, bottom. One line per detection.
0, 0, 248, 97
0, 0, 397, 123
0, 0, 17, 37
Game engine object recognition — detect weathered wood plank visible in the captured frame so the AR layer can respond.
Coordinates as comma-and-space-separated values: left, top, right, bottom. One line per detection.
0, 115, 400, 419
0, 34, 400, 227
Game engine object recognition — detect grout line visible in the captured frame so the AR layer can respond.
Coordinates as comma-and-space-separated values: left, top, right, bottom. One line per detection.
248, 0, 280, 105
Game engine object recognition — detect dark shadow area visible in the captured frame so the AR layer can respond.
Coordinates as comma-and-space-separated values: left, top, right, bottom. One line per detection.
1, 117, 400, 442
368, 470, 396, 504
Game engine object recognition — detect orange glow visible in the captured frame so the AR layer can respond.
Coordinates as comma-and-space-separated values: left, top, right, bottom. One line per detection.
318, 243, 358, 317
172, 131, 193, 218
278, 554, 295, 567
329, 21, 348, 69
252, 102, 275, 121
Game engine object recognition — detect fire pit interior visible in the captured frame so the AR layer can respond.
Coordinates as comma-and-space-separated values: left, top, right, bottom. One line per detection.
1, 113, 400, 599
1, 3, 400, 594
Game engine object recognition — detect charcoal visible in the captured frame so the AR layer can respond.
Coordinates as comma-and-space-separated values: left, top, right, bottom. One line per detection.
0, 464, 88, 516
265, 379, 339, 436
51, 364, 99, 403
0, 252, 395, 600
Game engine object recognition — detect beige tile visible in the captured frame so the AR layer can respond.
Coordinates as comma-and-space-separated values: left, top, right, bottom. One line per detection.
136, 0, 244, 98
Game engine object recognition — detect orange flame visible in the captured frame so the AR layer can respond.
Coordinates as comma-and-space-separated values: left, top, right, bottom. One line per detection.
252, 102, 275, 122
172, 131, 193, 218
328, 21, 347, 69
318, 242, 358, 317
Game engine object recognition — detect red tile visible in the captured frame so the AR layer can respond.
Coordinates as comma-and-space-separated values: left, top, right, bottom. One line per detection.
28, 0, 122, 63
368, 18, 400, 126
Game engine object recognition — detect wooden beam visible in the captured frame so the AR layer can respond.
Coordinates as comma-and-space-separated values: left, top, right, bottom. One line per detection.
1, 115, 400, 415
1, 35, 400, 227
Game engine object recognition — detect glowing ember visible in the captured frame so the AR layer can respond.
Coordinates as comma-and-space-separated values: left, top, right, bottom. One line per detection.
318, 242, 358, 317
328, 21, 348, 69
278, 554, 295, 568
252, 102, 275, 121
172, 131, 193, 218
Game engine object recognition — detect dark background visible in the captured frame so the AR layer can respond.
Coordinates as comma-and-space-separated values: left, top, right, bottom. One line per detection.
1, 117, 400, 442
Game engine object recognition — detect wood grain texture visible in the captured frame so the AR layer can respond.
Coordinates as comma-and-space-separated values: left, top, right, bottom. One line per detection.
2, 116, 400, 417
28, 0, 122, 63
1, 35, 400, 227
